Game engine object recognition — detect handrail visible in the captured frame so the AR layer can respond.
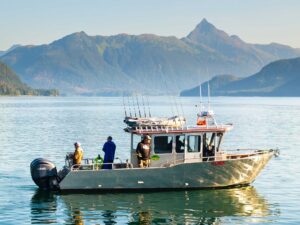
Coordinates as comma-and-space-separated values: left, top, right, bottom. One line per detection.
223, 148, 277, 153
69, 149, 276, 171
70, 161, 133, 171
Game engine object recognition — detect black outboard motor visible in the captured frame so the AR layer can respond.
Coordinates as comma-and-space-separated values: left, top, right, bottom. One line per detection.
30, 158, 59, 190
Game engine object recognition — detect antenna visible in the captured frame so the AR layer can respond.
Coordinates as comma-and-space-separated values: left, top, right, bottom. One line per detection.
207, 82, 210, 112
199, 83, 203, 112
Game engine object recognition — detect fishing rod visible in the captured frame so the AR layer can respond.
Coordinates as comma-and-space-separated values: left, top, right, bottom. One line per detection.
135, 93, 142, 118
122, 93, 127, 117
158, 64, 175, 116
126, 95, 132, 117
141, 95, 147, 118
172, 95, 180, 116
131, 94, 137, 117
146, 95, 152, 117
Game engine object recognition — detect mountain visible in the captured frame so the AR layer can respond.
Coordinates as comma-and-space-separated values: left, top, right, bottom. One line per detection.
0, 45, 21, 57
180, 74, 241, 96
184, 19, 300, 70
0, 61, 59, 96
1, 19, 300, 95
180, 57, 300, 96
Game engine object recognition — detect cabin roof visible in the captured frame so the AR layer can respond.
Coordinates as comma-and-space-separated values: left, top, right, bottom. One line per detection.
125, 124, 233, 135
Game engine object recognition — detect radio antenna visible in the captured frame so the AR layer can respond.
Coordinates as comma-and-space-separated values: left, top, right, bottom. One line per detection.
199, 83, 203, 112
208, 82, 210, 112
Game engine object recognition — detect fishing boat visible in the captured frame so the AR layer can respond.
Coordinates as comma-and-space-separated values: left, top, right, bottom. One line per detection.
30, 95, 279, 192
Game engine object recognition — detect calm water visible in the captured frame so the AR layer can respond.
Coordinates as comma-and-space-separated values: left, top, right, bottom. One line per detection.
0, 96, 299, 225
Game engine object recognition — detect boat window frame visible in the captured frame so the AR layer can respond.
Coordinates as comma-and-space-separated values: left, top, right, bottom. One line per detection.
152, 134, 174, 155
174, 134, 185, 154
185, 133, 203, 154
216, 132, 224, 152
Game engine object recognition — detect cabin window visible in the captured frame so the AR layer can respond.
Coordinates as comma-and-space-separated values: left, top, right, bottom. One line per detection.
154, 136, 173, 154
203, 133, 223, 152
187, 135, 201, 152
203, 133, 214, 149
175, 135, 185, 153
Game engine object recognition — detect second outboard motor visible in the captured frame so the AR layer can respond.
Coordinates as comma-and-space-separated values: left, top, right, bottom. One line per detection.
30, 158, 59, 190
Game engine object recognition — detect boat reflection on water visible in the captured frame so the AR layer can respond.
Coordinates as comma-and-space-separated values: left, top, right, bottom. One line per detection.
31, 187, 276, 224
30, 190, 59, 224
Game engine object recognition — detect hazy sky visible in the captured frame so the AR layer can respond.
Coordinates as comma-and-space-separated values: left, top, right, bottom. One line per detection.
1, 0, 300, 50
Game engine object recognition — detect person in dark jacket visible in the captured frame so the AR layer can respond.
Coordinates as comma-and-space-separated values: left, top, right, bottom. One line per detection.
102, 136, 116, 169
136, 135, 151, 168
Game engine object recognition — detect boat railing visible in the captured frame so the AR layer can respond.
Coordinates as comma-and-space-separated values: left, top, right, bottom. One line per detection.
127, 123, 233, 134
69, 149, 277, 171
70, 160, 133, 171
225, 148, 279, 156
223, 148, 276, 154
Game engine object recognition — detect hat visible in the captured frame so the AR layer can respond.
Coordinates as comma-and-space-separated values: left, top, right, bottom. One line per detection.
144, 135, 151, 140
74, 142, 81, 147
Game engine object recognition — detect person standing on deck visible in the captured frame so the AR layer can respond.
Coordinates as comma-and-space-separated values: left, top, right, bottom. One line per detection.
136, 135, 151, 168
73, 142, 83, 168
102, 136, 116, 169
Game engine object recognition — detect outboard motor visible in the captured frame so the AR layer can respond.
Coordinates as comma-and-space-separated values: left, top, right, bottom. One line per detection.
30, 158, 59, 190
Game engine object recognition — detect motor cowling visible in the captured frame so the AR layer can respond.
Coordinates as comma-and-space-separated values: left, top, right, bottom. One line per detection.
30, 158, 59, 190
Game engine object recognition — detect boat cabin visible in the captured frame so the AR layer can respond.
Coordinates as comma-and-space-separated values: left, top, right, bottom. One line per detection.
127, 126, 231, 168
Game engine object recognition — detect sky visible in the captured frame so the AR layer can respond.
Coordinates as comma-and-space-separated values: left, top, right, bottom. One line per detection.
1, 0, 300, 50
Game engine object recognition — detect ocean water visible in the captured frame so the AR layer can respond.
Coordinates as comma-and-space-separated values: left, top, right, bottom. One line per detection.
0, 96, 299, 224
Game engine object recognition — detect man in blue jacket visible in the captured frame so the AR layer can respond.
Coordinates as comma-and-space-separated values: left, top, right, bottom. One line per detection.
102, 136, 116, 169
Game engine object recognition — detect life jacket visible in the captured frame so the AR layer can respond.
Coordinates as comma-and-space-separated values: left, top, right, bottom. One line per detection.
136, 142, 151, 160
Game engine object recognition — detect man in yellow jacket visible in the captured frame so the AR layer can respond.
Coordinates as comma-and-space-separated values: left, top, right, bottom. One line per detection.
73, 142, 83, 167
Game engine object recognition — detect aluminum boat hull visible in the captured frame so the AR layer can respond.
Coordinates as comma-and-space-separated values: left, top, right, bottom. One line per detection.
59, 151, 274, 191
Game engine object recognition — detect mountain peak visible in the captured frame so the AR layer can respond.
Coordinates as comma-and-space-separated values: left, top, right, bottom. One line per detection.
186, 19, 225, 43
186, 19, 250, 53
196, 18, 216, 32
53, 31, 91, 46
70, 31, 89, 38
